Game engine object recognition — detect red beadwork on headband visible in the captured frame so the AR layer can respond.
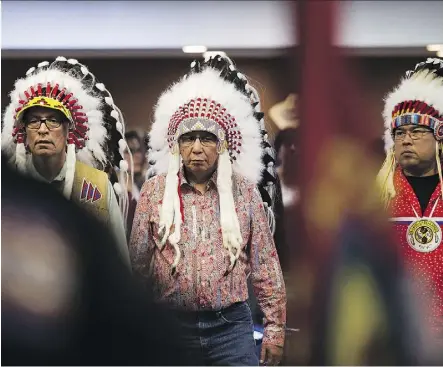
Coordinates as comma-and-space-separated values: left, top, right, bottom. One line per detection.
167, 98, 243, 159
392, 100, 442, 120
13, 82, 90, 149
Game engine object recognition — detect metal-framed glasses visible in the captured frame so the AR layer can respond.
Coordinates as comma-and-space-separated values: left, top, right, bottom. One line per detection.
179, 135, 217, 147
24, 118, 63, 130
393, 128, 433, 141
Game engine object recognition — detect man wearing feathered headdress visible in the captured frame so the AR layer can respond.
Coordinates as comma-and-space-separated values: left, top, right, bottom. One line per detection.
377, 58, 443, 346
130, 54, 286, 366
2, 57, 132, 265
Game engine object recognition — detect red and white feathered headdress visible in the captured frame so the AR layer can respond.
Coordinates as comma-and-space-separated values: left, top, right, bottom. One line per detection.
149, 67, 263, 182
148, 54, 277, 271
382, 57, 443, 152
378, 57, 443, 204
1, 57, 133, 223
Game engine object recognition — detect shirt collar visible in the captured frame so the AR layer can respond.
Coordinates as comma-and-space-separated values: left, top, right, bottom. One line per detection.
26, 156, 68, 183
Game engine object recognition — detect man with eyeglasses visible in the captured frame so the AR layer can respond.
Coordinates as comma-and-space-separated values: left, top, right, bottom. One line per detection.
377, 58, 443, 348
1, 57, 131, 266
130, 54, 286, 366
21, 107, 72, 190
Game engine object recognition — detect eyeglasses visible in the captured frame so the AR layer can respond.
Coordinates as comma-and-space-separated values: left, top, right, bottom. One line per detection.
393, 128, 433, 141
179, 135, 217, 147
24, 118, 64, 130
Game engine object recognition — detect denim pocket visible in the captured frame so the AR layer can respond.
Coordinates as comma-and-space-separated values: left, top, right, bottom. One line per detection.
219, 302, 253, 324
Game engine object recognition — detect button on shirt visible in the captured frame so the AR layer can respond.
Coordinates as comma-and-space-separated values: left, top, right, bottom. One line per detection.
129, 168, 287, 346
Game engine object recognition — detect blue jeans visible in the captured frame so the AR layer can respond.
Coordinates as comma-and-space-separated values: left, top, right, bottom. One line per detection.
176, 301, 259, 366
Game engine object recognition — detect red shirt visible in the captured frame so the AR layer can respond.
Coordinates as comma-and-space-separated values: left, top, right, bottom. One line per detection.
389, 167, 443, 338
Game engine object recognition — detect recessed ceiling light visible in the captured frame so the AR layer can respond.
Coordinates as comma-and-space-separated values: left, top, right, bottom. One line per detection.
182, 45, 207, 54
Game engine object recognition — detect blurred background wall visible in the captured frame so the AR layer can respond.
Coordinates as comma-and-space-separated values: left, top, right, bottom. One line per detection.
1, 56, 435, 140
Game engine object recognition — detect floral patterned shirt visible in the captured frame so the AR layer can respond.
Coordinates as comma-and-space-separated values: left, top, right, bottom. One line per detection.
129, 168, 287, 346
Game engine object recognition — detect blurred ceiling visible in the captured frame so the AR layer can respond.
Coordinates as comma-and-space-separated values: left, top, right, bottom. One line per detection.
2, 1, 442, 58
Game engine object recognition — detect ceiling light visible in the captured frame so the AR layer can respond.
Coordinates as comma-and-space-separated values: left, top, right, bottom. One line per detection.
426, 44, 443, 52
182, 45, 207, 54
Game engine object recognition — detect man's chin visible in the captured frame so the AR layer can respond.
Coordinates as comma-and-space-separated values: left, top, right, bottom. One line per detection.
189, 166, 208, 173
32, 149, 56, 157
399, 160, 431, 175
189, 162, 207, 169
399, 156, 419, 168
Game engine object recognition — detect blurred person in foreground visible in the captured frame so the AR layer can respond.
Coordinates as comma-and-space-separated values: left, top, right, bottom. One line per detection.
1, 57, 132, 265
1, 154, 188, 366
377, 58, 443, 354
130, 54, 286, 366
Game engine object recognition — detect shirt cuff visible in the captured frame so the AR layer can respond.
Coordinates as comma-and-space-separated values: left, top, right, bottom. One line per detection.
262, 324, 285, 347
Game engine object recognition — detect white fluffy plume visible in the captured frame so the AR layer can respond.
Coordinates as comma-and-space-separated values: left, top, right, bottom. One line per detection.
382, 69, 443, 153
2, 66, 107, 168
149, 68, 263, 184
